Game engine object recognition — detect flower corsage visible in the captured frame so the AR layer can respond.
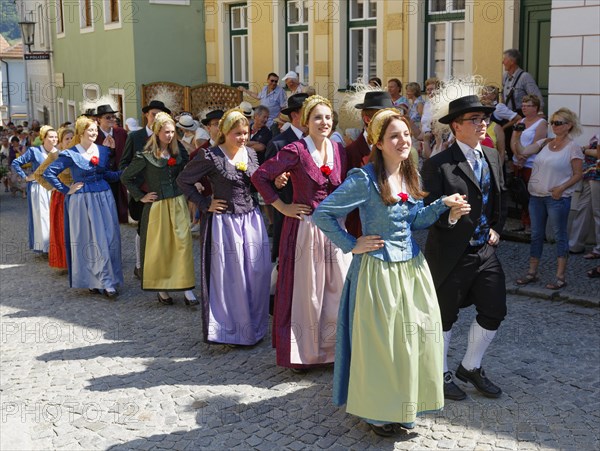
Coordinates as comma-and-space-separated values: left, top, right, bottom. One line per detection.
320, 165, 332, 177
167, 157, 177, 167
398, 192, 409, 203
235, 161, 248, 172
90, 156, 99, 166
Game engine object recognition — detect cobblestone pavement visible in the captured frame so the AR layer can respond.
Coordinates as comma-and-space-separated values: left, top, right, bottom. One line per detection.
1, 191, 599, 450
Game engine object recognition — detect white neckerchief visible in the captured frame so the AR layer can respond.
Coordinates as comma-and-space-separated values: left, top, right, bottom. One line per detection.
222, 146, 249, 167
304, 136, 334, 169
146, 126, 153, 137
75, 143, 99, 161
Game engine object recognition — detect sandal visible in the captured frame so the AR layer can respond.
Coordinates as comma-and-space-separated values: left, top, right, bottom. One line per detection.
516, 273, 538, 285
583, 252, 600, 260
587, 267, 600, 279
545, 278, 567, 290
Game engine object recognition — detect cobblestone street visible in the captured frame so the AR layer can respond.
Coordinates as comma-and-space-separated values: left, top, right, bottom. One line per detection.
1, 190, 599, 450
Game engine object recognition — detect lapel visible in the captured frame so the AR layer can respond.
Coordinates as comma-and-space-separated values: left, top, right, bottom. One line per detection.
482, 146, 501, 192
451, 143, 481, 192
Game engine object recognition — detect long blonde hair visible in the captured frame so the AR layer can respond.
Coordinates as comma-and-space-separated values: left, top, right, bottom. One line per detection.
367, 110, 427, 205
70, 116, 97, 147
143, 112, 179, 158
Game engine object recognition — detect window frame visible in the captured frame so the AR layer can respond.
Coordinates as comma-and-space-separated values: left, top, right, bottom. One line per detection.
67, 100, 77, 123
56, 0, 65, 37
285, 0, 309, 84
104, 0, 122, 30
229, 3, 249, 87
346, 0, 377, 88
424, 0, 466, 80
79, 0, 95, 33
57, 98, 65, 126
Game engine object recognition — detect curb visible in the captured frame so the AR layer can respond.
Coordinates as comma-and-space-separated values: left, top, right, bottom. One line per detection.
507, 286, 599, 308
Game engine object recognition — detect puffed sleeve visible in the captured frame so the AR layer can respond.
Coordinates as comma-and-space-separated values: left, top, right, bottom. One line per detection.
176, 152, 215, 212
11, 147, 33, 179
313, 168, 371, 254
251, 142, 301, 204
43, 153, 73, 194
120, 154, 147, 201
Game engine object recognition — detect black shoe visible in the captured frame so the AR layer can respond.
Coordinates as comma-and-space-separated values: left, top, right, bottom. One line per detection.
89, 288, 101, 294
157, 293, 173, 305
368, 423, 405, 437
455, 364, 502, 398
133, 267, 141, 280
184, 294, 199, 306
103, 289, 118, 299
444, 371, 467, 400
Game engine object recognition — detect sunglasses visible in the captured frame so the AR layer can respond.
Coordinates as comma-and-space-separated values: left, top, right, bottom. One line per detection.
269, 79, 279, 83
550, 120, 568, 126
103, 115, 116, 120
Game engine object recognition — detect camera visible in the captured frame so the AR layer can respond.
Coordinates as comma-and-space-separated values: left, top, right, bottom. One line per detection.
513, 123, 526, 132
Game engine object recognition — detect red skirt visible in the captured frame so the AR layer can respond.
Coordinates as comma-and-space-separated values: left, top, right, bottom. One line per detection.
48, 190, 67, 269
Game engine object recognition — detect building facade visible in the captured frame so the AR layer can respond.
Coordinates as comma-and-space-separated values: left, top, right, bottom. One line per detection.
15, 0, 208, 127
205, 0, 598, 142
1, 36, 28, 124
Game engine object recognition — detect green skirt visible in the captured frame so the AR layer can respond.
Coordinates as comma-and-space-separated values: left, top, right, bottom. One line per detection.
346, 253, 444, 424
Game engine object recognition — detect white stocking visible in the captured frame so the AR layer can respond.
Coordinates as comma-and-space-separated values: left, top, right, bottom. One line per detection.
461, 320, 497, 371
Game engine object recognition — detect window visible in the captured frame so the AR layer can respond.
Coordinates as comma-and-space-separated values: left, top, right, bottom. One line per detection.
229, 3, 248, 86
286, 1, 309, 83
109, 88, 125, 119
348, 0, 377, 85
149, 0, 190, 4
83, 84, 100, 103
104, 0, 120, 26
80, 0, 93, 29
67, 101, 77, 123
56, 0, 65, 35
57, 99, 65, 126
425, 0, 465, 79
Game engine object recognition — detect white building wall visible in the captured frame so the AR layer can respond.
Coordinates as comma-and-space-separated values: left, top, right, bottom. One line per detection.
549, 0, 600, 144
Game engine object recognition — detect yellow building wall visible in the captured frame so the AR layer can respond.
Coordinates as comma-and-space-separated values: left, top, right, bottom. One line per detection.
382, 0, 408, 83
204, 0, 218, 82
472, 0, 506, 87
248, 1, 276, 88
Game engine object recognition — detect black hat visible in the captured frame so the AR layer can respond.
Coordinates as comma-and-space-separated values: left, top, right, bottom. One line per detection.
82, 108, 96, 117
281, 93, 310, 116
438, 95, 496, 124
355, 91, 394, 110
201, 109, 225, 126
95, 104, 118, 116
142, 100, 171, 115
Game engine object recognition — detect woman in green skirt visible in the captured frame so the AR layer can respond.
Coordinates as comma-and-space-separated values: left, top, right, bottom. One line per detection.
314, 109, 470, 437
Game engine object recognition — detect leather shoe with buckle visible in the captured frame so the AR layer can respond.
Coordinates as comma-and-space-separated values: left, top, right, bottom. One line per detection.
444, 371, 466, 400
455, 364, 502, 398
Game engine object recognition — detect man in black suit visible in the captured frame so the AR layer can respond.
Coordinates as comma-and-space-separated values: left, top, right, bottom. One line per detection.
119, 100, 171, 279
264, 93, 309, 262
422, 95, 508, 401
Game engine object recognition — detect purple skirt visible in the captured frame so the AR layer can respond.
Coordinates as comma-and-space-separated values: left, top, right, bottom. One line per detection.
203, 207, 270, 345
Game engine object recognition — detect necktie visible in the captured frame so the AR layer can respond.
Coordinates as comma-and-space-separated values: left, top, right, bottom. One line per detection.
472, 150, 482, 182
